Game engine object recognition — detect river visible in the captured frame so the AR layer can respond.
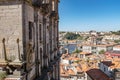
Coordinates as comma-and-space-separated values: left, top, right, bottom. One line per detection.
64, 44, 77, 54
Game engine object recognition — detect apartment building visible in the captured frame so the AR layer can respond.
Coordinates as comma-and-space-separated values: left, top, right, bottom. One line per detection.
78, 44, 114, 54
86, 68, 112, 80
113, 45, 120, 51
99, 59, 120, 80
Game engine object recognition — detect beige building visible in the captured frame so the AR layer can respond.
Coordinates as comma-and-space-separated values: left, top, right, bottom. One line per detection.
0, 0, 60, 80
79, 44, 114, 54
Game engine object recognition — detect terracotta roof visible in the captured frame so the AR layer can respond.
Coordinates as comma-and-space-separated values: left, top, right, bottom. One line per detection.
71, 63, 78, 66
76, 66, 83, 72
71, 57, 80, 61
101, 58, 120, 69
114, 45, 120, 48
86, 68, 112, 80
61, 53, 70, 59
67, 69, 75, 75
101, 61, 114, 67
81, 63, 89, 71
80, 52, 90, 55
110, 61, 120, 69
105, 51, 120, 57
60, 65, 69, 77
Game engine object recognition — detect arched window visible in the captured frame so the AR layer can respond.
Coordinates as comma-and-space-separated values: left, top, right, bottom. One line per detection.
29, 22, 33, 40
39, 24, 42, 42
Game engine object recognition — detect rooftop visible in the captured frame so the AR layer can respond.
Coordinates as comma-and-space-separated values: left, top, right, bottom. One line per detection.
101, 58, 120, 69
86, 68, 112, 80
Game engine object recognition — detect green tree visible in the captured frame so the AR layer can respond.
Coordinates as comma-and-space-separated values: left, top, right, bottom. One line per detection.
73, 48, 82, 53
0, 72, 7, 80
84, 36, 89, 41
77, 36, 83, 40
111, 30, 120, 35
114, 40, 120, 43
74, 60, 80, 63
64, 32, 80, 40
59, 31, 65, 34
99, 50, 105, 54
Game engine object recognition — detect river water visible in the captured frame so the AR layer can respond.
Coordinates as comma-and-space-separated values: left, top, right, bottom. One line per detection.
64, 44, 77, 53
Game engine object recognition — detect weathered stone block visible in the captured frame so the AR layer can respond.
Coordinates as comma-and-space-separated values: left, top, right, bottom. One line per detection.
0, 6, 8, 10
8, 5, 19, 9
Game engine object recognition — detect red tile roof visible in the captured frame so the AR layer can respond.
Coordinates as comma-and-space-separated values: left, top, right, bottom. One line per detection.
86, 68, 113, 80
105, 51, 120, 56
101, 61, 114, 67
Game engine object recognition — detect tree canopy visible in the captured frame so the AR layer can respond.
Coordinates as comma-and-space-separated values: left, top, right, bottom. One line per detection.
99, 50, 105, 54
111, 30, 120, 35
64, 32, 81, 40
73, 48, 82, 53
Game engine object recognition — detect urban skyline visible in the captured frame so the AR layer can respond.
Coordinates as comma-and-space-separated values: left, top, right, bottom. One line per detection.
59, 0, 120, 31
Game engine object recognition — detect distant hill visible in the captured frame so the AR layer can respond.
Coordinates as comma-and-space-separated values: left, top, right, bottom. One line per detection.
64, 32, 81, 40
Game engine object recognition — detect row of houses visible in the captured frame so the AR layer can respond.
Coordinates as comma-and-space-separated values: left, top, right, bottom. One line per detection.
77, 44, 120, 54
87, 57, 120, 80
60, 53, 87, 80
60, 47, 120, 80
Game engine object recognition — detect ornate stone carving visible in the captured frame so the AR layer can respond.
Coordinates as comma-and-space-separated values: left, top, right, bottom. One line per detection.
9, 39, 23, 66
41, 1, 50, 15
26, 42, 34, 71
0, 38, 8, 66
32, 0, 43, 7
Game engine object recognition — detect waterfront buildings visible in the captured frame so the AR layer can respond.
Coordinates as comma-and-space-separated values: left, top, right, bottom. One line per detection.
0, 0, 60, 80
78, 44, 114, 54
113, 45, 120, 51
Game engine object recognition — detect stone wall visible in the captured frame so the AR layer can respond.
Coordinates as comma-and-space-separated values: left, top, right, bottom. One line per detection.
23, 4, 36, 80
0, 4, 23, 60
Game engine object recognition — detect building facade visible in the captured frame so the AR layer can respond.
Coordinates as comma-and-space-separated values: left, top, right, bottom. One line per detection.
99, 61, 120, 80
0, 0, 60, 80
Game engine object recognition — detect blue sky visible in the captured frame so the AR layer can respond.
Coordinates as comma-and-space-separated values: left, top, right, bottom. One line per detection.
59, 0, 120, 31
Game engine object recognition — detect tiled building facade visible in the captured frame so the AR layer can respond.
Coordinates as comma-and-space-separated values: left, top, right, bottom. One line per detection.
0, 0, 60, 80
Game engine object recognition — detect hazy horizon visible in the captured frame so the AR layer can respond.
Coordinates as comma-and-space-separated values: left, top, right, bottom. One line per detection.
59, 29, 120, 32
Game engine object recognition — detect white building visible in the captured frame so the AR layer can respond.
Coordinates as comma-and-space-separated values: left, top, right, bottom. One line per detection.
99, 61, 113, 78
79, 44, 113, 54
99, 60, 120, 80
113, 45, 120, 51
103, 35, 120, 41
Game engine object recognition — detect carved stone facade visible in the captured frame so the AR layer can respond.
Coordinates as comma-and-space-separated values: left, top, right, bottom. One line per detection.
0, 0, 60, 80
